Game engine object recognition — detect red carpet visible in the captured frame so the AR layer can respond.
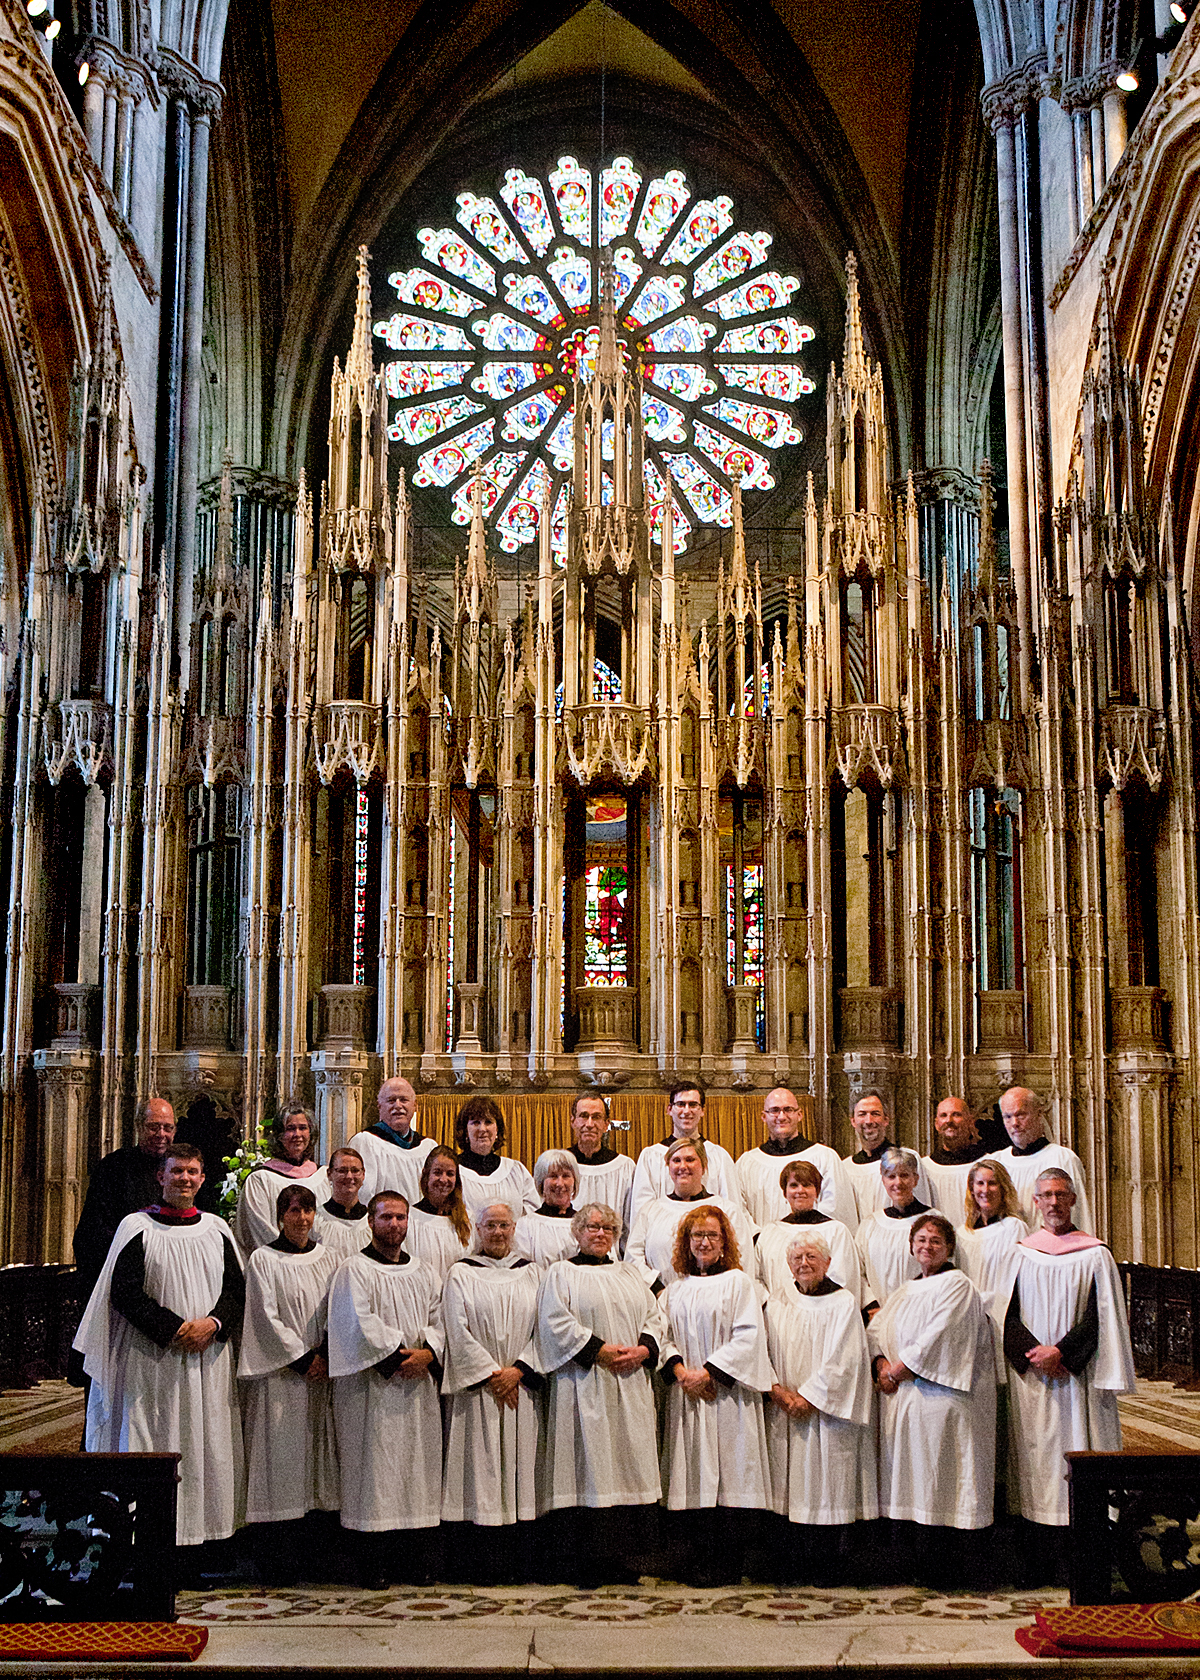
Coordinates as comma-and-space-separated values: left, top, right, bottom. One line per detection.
0, 1624, 208, 1661
1017, 1602, 1200, 1656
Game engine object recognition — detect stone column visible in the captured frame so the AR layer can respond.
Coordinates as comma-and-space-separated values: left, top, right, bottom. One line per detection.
32, 984, 100, 1264
311, 984, 374, 1157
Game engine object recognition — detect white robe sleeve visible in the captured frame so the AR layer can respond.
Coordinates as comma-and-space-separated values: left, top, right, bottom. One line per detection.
701, 1273, 776, 1392
535, 1260, 598, 1372
327, 1258, 403, 1377
1088, 1247, 1137, 1392
238, 1250, 323, 1378
875, 1270, 986, 1392
441, 1267, 503, 1393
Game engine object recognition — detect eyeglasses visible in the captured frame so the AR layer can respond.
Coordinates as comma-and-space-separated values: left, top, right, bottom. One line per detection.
690, 1231, 722, 1245
581, 1222, 613, 1234
764, 1105, 798, 1117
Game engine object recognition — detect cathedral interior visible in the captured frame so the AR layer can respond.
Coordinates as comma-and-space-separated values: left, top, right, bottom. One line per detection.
4, 0, 1200, 1273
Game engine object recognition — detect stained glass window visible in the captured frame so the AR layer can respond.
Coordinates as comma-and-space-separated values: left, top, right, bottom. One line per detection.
352, 788, 370, 986
375, 156, 815, 561
726, 863, 765, 1042
969, 787, 1020, 993
583, 794, 629, 984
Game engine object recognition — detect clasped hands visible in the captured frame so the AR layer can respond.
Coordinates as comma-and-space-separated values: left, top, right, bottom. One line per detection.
172, 1317, 218, 1354
596, 1342, 649, 1377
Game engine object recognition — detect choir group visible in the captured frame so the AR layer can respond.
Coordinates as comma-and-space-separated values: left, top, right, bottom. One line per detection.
71, 1079, 1135, 1589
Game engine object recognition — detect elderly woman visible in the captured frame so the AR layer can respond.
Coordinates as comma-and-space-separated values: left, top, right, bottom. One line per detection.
868, 1211, 996, 1584
764, 1231, 876, 1583
955, 1158, 1029, 1348
854, 1147, 932, 1311
755, 1160, 864, 1309
238, 1183, 340, 1579
234, 1106, 329, 1260
455, 1096, 539, 1224
406, 1146, 473, 1281
516, 1151, 581, 1269
441, 1203, 543, 1584
625, 1138, 757, 1291
535, 1201, 665, 1587
313, 1147, 370, 1259
659, 1205, 775, 1586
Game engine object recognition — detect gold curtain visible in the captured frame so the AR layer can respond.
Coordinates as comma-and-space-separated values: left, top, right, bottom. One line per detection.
413, 1090, 817, 1171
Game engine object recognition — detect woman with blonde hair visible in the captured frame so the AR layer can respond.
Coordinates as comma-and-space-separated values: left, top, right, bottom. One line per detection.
955, 1157, 1029, 1356
659, 1203, 775, 1585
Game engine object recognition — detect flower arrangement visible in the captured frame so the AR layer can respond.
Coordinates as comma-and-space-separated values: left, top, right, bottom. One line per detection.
219, 1128, 272, 1225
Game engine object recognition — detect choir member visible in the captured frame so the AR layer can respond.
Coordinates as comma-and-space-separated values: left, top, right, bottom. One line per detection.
454, 1095, 539, 1223
345, 1077, 437, 1207
954, 1158, 1028, 1353
516, 1151, 581, 1268
764, 1233, 876, 1581
441, 1203, 543, 1583
855, 1148, 931, 1310
1004, 1169, 1135, 1561
629, 1081, 739, 1224
313, 1148, 371, 1259
868, 1212, 996, 1583
921, 1096, 987, 1216
842, 1091, 933, 1222
567, 1093, 636, 1246
73, 1097, 176, 1294
73, 1143, 245, 1556
736, 1087, 857, 1228
234, 1106, 328, 1261
238, 1184, 339, 1576
625, 1138, 756, 1291
659, 1206, 775, 1586
993, 1087, 1093, 1231
405, 1146, 473, 1281
754, 1160, 864, 1308
535, 1202, 665, 1586
326, 1192, 443, 1586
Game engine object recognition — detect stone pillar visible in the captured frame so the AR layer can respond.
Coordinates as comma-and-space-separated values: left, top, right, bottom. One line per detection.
175, 96, 216, 692
311, 984, 374, 1157
451, 979, 489, 1085
32, 983, 100, 1264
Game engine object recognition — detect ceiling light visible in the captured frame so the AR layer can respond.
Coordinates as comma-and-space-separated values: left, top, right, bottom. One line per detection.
1116, 67, 1139, 90
77, 59, 89, 84
1171, 3, 1187, 22
27, 0, 49, 15
44, 15, 60, 34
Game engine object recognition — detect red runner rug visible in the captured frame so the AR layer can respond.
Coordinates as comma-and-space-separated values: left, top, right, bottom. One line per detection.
0, 1624, 208, 1661
1017, 1602, 1200, 1656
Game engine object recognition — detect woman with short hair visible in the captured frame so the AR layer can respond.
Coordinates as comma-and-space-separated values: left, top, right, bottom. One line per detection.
754, 1160, 864, 1309
659, 1204, 775, 1585
854, 1147, 931, 1311
454, 1096, 539, 1224
234, 1107, 328, 1260
516, 1151, 581, 1269
625, 1138, 757, 1291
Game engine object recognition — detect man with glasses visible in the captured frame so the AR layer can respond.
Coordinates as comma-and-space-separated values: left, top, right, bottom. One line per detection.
346, 1077, 436, 1209
629, 1081, 739, 1224
736, 1087, 857, 1228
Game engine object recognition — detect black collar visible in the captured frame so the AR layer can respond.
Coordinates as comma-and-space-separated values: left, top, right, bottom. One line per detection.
782, 1209, 830, 1225
795, 1277, 842, 1297
569, 1252, 613, 1265
851, 1142, 891, 1164
1009, 1136, 1050, 1157
323, 1198, 367, 1221
536, 1202, 575, 1218
458, 1149, 502, 1175
761, 1135, 814, 1157
570, 1144, 618, 1165
364, 1243, 410, 1265
930, 1140, 987, 1165
884, 1198, 930, 1219
269, 1234, 317, 1254
668, 1189, 709, 1202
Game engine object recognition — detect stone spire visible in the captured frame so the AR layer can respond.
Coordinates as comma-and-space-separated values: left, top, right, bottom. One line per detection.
842, 251, 869, 391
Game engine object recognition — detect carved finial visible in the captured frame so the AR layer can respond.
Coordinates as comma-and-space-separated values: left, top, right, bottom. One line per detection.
977, 458, 998, 597
729, 474, 748, 588
596, 245, 619, 381
465, 465, 488, 600
347, 245, 374, 388
1096, 268, 1118, 390
843, 251, 867, 386
786, 575, 801, 668
214, 446, 235, 589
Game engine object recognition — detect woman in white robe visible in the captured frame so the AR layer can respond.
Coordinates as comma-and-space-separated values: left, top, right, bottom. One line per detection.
238, 1184, 340, 1573
755, 1159, 864, 1309
868, 1212, 996, 1585
659, 1204, 775, 1585
234, 1107, 329, 1261
441, 1203, 543, 1582
764, 1231, 876, 1581
625, 1138, 757, 1291
406, 1146, 473, 1280
855, 1148, 932, 1311
454, 1094, 539, 1223
313, 1147, 371, 1260
515, 1151, 581, 1268
534, 1201, 665, 1586
954, 1158, 1028, 1363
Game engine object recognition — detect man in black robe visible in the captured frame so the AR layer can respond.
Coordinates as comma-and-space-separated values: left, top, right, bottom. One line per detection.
73, 1097, 177, 1293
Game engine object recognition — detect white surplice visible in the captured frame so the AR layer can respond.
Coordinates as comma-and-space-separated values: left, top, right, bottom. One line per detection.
343, 1129, 437, 1207
764, 1283, 877, 1525
326, 1248, 443, 1531
659, 1269, 775, 1511
73, 1209, 244, 1546
625, 1192, 758, 1290
440, 1255, 542, 1526
991, 1142, 1093, 1232
458, 1156, 540, 1224
1005, 1240, 1135, 1525
855, 1206, 927, 1306
404, 1205, 472, 1282
514, 1209, 579, 1270
572, 1151, 637, 1247
233, 1164, 329, 1260
736, 1142, 859, 1230
238, 1241, 340, 1522
312, 1203, 372, 1261
630, 1138, 739, 1224
954, 1215, 1028, 1375
754, 1217, 864, 1309
535, 1257, 664, 1511
868, 1267, 996, 1529
843, 1153, 934, 1223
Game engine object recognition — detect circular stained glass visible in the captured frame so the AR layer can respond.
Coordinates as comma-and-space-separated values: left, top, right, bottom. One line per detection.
373, 155, 816, 561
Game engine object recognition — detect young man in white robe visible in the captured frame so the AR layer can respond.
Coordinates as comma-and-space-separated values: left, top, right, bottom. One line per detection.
992, 1086, 1093, 1231
441, 1203, 543, 1583
73, 1142, 245, 1570
842, 1089, 932, 1221
736, 1086, 857, 1229
567, 1092, 636, 1247
313, 1147, 371, 1259
238, 1182, 340, 1580
1004, 1167, 1135, 1583
629, 1080, 738, 1223
344, 1077, 437, 1206
920, 1095, 988, 1219
764, 1232, 876, 1583
326, 1191, 444, 1587
535, 1201, 666, 1586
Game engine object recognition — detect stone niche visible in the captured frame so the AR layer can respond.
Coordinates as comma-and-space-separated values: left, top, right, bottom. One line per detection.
838, 986, 900, 1050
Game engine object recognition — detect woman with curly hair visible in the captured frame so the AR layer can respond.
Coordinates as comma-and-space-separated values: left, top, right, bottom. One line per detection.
454, 1095, 538, 1224
405, 1146, 474, 1281
659, 1204, 775, 1585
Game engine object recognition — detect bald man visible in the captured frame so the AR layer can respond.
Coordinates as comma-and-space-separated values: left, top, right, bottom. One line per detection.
736, 1087, 857, 1229
992, 1087, 1092, 1232
73, 1097, 178, 1294
346, 1078, 437, 1209
921, 1096, 987, 1220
